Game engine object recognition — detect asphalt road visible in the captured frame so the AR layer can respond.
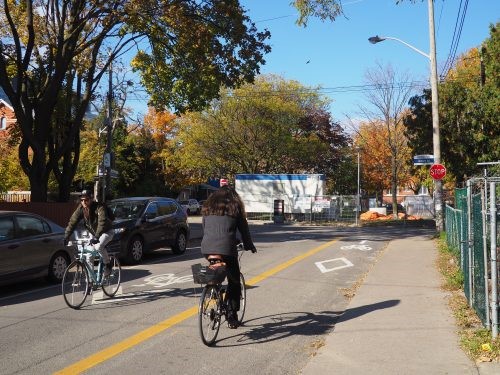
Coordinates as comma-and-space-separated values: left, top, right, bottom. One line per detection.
0, 222, 411, 375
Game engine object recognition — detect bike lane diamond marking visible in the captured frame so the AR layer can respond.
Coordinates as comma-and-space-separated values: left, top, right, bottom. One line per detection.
132, 273, 194, 288
315, 257, 353, 273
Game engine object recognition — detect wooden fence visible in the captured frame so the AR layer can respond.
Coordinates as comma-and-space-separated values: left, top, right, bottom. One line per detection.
0, 202, 78, 227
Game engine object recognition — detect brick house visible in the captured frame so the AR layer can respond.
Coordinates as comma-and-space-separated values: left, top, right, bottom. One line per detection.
0, 88, 16, 140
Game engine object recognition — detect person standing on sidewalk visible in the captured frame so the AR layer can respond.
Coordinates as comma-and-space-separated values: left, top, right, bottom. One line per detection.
200, 185, 257, 328
64, 190, 114, 277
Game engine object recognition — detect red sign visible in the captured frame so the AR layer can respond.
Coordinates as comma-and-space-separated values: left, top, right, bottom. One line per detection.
430, 164, 446, 180
220, 178, 228, 187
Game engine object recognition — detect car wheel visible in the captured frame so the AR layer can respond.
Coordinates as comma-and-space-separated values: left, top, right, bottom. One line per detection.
48, 251, 70, 283
127, 236, 144, 264
171, 231, 187, 254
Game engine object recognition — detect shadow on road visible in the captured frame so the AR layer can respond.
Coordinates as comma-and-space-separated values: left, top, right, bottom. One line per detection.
214, 299, 400, 347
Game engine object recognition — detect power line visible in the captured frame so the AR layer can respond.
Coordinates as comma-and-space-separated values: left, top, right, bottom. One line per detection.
440, 0, 469, 79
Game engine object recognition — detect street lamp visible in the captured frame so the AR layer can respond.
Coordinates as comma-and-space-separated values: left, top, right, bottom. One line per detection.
355, 147, 361, 226
368, 0, 443, 232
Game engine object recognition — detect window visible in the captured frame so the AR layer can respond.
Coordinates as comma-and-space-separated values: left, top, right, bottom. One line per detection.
144, 202, 159, 219
0, 117, 6, 130
0, 217, 15, 241
15, 215, 48, 237
159, 200, 177, 216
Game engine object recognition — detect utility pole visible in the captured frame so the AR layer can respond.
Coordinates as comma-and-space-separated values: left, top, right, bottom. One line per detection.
104, 60, 113, 203
428, 0, 443, 232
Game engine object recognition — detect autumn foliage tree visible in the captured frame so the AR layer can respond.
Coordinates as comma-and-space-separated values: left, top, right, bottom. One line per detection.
166, 75, 351, 191
405, 23, 500, 183
0, 0, 271, 201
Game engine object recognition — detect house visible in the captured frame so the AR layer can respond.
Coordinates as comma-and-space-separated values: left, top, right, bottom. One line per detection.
0, 87, 16, 140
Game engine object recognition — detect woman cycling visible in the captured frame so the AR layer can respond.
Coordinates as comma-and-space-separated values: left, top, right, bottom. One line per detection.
200, 185, 257, 328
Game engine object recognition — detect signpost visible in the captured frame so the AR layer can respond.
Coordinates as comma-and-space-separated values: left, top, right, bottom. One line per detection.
430, 164, 446, 180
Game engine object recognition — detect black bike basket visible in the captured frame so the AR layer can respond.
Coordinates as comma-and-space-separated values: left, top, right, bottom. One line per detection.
191, 263, 227, 285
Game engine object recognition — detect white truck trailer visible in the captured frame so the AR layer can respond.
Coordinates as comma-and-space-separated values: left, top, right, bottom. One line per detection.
235, 174, 326, 214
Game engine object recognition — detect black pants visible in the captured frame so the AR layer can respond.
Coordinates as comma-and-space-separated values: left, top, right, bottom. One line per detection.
222, 255, 241, 312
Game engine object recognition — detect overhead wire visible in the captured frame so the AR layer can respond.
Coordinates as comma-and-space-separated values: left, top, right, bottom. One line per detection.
440, 0, 469, 79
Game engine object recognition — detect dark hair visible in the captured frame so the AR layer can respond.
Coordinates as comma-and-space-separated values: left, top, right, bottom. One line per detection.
201, 186, 246, 217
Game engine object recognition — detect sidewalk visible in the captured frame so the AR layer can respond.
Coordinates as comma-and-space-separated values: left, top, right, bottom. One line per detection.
300, 232, 500, 375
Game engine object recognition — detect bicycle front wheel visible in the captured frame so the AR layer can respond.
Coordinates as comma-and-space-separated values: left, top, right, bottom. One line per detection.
62, 260, 89, 309
199, 285, 222, 346
238, 273, 246, 325
102, 255, 121, 297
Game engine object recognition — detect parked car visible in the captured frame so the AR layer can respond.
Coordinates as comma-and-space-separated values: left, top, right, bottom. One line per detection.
106, 197, 190, 264
384, 203, 406, 215
0, 211, 74, 286
179, 199, 201, 215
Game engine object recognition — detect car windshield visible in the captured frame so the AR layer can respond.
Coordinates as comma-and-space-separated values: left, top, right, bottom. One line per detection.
108, 201, 146, 219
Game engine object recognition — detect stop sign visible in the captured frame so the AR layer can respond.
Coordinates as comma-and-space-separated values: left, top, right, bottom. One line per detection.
430, 164, 446, 180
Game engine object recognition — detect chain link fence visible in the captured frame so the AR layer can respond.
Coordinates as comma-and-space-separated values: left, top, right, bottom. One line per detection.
244, 194, 358, 223
445, 178, 499, 337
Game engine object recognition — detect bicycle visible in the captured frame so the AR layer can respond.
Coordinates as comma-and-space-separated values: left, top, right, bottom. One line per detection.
62, 239, 121, 309
192, 243, 255, 346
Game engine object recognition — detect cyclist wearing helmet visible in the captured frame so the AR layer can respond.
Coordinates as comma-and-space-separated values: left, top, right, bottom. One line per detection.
201, 185, 257, 329
64, 190, 114, 276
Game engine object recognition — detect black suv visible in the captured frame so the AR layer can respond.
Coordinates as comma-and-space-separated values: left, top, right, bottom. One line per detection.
107, 197, 190, 264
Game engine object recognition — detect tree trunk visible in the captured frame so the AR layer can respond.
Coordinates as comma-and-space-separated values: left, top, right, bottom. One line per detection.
391, 155, 398, 220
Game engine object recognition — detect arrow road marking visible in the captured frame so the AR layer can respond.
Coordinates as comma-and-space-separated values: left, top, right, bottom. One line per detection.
315, 257, 353, 273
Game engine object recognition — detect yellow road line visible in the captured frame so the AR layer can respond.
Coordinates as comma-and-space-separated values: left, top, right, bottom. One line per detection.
54, 238, 339, 374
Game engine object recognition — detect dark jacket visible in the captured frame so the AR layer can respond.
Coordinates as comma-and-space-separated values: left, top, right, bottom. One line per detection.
65, 202, 112, 240
201, 214, 256, 257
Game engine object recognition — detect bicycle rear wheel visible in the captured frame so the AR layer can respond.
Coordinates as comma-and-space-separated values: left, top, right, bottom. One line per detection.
238, 273, 246, 325
62, 260, 89, 309
102, 255, 121, 297
198, 285, 222, 346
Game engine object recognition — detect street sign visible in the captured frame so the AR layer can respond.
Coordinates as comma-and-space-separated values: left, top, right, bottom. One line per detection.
103, 153, 111, 168
413, 154, 434, 165
220, 178, 228, 187
430, 164, 446, 180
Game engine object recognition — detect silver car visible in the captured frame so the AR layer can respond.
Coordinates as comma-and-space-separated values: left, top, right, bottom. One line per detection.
179, 199, 201, 215
0, 211, 73, 286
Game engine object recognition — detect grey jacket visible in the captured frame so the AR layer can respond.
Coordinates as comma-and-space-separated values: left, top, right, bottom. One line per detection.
201, 214, 256, 257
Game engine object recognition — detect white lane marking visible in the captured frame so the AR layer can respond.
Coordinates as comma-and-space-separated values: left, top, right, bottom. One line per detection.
91, 286, 124, 304
315, 257, 354, 273
340, 243, 373, 251
91, 287, 169, 305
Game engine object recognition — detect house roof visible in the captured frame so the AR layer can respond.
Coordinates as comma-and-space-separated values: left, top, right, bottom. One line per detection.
0, 87, 13, 110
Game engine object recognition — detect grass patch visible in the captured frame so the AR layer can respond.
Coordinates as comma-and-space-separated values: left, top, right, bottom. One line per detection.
437, 235, 499, 363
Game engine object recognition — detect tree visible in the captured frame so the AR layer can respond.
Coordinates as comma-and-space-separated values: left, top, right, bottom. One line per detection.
166, 75, 350, 190
354, 63, 415, 217
405, 23, 500, 183
0, 0, 271, 201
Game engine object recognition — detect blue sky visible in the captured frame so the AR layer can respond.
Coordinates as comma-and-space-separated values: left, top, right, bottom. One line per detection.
126, 0, 499, 123
241, 0, 499, 122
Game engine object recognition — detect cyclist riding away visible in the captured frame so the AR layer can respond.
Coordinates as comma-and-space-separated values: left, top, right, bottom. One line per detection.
201, 185, 257, 329
64, 190, 114, 277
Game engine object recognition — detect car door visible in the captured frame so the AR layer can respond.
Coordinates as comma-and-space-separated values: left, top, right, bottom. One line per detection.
13, 214, 54, 277
157, 200, 178, 243
141, 202, 164, 248
0, 215, 19, 280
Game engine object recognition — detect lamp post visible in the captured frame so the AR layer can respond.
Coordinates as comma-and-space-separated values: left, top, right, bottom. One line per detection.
368, 0, 443, 232
356, 147, 361, 226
